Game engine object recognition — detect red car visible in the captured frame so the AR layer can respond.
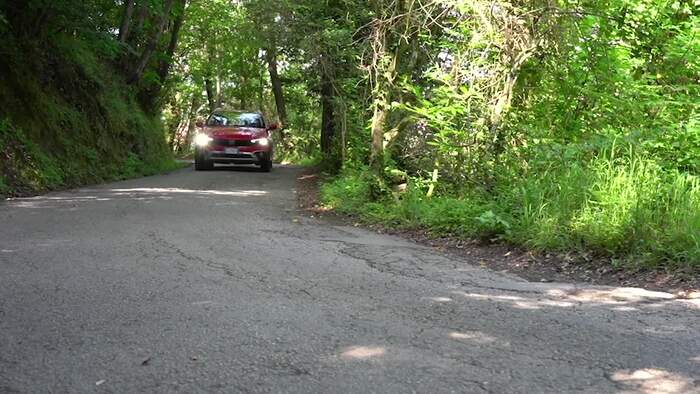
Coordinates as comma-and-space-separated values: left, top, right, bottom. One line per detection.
194, 110, 277, 172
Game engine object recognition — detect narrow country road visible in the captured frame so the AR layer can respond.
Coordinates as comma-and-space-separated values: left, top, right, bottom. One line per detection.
1, 165, 698, 393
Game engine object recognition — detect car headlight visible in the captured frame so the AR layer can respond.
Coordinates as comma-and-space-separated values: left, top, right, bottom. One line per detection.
252, 137, 269, 146
194, 133, 212, 146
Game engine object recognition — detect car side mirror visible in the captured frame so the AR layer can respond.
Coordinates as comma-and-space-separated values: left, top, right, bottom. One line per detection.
195, 120, 204, 128
267, 122, 279, 131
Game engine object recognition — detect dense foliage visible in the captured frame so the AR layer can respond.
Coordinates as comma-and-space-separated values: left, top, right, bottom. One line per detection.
0, 0, 183, 194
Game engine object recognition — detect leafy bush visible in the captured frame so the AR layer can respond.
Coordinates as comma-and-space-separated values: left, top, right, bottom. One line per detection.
320, 167, 374, 214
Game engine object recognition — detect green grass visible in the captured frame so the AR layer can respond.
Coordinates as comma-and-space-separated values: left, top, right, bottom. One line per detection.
321, 151, 700, 270
295, 155, 323, 167
321, 167, 509, 239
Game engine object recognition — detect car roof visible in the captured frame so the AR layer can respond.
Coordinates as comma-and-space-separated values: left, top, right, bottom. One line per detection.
211, 108, 262, 116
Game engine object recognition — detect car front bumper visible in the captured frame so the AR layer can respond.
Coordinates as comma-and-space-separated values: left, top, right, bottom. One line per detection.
197, 147, 271, 164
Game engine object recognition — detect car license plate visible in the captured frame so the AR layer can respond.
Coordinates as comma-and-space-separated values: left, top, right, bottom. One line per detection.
225, 147, 239, 154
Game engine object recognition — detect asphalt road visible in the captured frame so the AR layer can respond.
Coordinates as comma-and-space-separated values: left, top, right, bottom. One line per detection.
1, 165, 698, 393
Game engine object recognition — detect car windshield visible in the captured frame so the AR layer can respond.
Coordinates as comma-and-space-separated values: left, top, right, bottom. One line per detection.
207, 112, 264, 128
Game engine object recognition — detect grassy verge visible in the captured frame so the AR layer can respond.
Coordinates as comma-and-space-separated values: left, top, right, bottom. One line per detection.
321, 151, 700, 271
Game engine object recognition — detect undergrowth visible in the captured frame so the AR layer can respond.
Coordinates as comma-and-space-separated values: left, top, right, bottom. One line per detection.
0, 31, 177, 196
321, 149, 700, 270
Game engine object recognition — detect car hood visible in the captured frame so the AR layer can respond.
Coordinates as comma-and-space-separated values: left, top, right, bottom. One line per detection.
205, 127, 267, 140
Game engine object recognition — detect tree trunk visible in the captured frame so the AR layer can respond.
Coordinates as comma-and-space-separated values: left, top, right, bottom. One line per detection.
168, 97, 182, 150
369, 95, 387, 173
205, 78, 216, 113
118, 0, 135, 43
490, 44, 538, 156
258, 71, 265, 111
138, 0, 186, 112
320, 57, 335, 160
169, 121, 180, 151
127, 0, 175, 84
215, 74, 222, 108
156, 0, 186, 84
265, 48, 287, 133
183, 94, 200, 149
119, 0, 147, 72
340, 101, 347, 165
129, 1, 149, 48
368, 20, 391, 173
239, 75, 247, 109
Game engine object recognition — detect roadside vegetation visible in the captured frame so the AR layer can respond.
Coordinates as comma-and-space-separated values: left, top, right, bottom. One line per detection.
0, 1, 183, 196
1, 0, 698, 270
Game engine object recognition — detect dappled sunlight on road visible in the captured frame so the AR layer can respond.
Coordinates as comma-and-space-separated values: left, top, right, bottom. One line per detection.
6, 196, 117, 209
548, 287, 700, 309
547, 287, 675, 304
451, 290, 576, 310
107, 187, 267, 196
340, 346, 386, 360
427, 296, 453, 303
449, 331, 499, 344
610, 368, 696, 394
444, 285, 700, 312
3, 187, 268, 209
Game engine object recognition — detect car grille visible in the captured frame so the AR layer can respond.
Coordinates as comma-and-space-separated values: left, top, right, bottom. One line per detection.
212, 139, 254, 147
